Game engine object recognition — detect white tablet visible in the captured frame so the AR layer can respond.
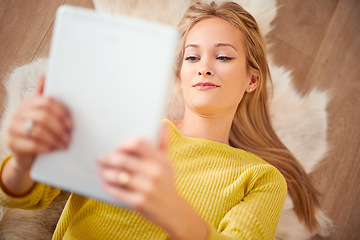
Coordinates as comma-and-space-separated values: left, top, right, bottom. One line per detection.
30, 5, 178, 207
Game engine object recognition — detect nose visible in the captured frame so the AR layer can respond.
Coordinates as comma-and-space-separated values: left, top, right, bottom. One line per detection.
198, 70, 213, 76
197, 57, 213, 76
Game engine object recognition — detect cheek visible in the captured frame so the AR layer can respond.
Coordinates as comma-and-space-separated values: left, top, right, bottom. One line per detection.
219, 66, 248, 85
179, 68, 185, 83
220, 67, 250, 97
180, 64, 193, 85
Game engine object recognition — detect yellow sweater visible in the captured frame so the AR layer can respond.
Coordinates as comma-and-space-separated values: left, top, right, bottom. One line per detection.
0, 120, 287, 239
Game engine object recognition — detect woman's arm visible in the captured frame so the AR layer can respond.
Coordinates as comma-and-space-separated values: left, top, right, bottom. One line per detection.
0, 76, 72, 197
0, 155, 62, 210
0, 155, 36, 197
96, 126, 286, 240
210, 165, 287, 240
97, 129, 209, 240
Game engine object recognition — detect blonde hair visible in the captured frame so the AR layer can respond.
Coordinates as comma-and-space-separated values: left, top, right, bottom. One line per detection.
176, 1, 320, 233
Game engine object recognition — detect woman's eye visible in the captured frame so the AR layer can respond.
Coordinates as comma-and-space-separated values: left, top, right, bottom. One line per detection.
216, 56, 233, 61
184, 56, 199, 62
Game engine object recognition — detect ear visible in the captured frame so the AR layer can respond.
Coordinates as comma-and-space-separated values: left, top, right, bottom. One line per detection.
245, 75, 259, 93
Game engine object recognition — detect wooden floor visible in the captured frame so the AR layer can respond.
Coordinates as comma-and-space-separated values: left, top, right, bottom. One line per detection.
0, 0, 359, 239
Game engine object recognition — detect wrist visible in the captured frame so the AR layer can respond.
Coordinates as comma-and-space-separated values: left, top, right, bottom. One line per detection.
12, 153, 35, 171
165, 198, 209, 240
0, 156, 35, 197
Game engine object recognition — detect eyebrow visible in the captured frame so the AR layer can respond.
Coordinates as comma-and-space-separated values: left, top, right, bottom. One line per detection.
184, 43, 238, 51
184, 43, 199, 49
216, 43, 238, 51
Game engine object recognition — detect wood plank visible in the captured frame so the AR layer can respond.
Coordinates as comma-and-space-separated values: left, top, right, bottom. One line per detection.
0, 0, 64, 81
270, 0, 360, 239
34, 0, 94, 59
311, 83, 360, 240
305, 0, 360, 91
306, 0, 360, 239
0, 0, 359, 239
270, 0, 338, 56
268, 37, 314, 94
0, 0, 65, 117
269, 0, 339, 93
0, 0, 94, 118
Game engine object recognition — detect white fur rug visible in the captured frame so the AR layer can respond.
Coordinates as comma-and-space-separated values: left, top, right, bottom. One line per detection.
0, 0, 332, 239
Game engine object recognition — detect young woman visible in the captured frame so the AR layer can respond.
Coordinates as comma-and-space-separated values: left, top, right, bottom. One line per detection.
0, 1, 319, 239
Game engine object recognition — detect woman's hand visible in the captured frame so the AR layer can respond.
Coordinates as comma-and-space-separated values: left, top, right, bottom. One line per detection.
7, 75, 72, 167
1, 75, 72, 196
96, 136, 178, 222
97, 129, 208, 240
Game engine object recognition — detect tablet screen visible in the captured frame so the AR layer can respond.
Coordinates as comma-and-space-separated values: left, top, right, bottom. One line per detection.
31, 5, 178, 207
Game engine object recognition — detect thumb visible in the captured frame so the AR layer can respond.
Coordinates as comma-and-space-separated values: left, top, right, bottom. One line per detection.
157, 121, 170, 152
36, 75, 46, 95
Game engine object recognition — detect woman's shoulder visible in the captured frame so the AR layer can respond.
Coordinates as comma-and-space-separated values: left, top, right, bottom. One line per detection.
163, 119, 285, 177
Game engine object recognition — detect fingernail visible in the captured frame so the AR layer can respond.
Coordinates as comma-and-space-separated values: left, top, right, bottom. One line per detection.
62, 133, 70, 143
65, 118, 72, 130
57, 143, 67, 150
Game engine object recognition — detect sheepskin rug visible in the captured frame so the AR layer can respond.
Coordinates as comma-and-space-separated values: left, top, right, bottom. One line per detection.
0, 0, 332, 239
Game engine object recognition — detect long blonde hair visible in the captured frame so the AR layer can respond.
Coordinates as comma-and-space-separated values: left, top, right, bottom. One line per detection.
176, 1, 320, 233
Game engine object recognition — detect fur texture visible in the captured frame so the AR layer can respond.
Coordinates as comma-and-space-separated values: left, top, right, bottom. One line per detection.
0, 59, 70, 240
0, 0, 332, 239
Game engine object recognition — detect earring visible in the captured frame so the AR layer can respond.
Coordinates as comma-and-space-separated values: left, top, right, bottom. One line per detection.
249, 87, 252, 92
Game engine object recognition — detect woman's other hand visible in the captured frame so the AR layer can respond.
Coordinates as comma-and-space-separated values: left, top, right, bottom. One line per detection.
1, 75, 72, 196
97, 135, 177, 221
7, 75, 72, 168
97, 128, 208, 240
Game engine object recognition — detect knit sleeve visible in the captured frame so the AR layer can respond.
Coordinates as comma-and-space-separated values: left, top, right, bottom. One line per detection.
207, 164, 287, 240
0, 155, 61, 210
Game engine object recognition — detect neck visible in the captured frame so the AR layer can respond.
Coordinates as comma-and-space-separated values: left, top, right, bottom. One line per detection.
175, 108, 235, 145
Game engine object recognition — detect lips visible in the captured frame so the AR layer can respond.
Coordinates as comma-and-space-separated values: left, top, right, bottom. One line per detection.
193, 82, 220, 90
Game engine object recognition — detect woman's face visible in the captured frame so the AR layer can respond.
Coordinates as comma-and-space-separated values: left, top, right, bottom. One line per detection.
180, 17, 254, 117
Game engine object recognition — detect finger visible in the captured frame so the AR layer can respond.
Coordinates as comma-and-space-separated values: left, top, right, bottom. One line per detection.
30, 109, 71, 145
101, 182, 143, 209
7, 135, 55, 156
20, 96, 73, 133
116, 138, 162, 161
33, 96, 73, 131
97, 153, 165, 185
8, 123, 65, 154
98, 167, 133, 188
26, 119, 68, 149
11, 108, 70, 147
97, 152, 139, 171
8, 96, 72, 153
36, 75, 45, 95
98, 167, 124, 186
97, 151, 163, 179
99, 168, 153, 196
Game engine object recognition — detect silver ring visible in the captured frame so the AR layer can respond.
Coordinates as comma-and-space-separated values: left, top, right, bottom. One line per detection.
118, 171, 130, 187
24, 119, 34, 138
